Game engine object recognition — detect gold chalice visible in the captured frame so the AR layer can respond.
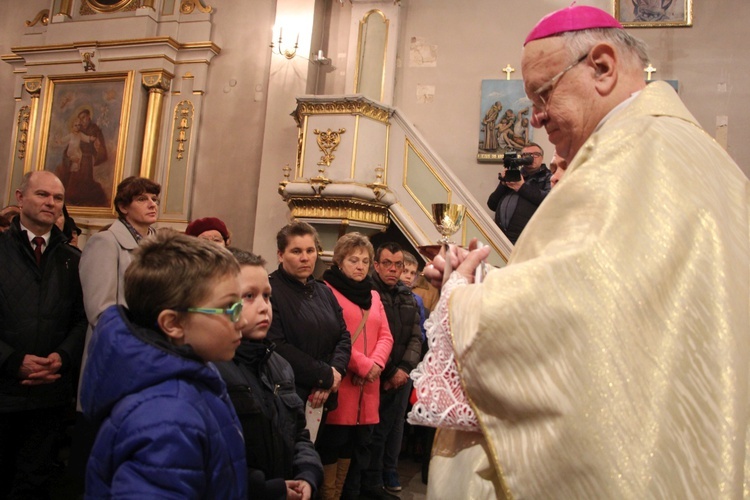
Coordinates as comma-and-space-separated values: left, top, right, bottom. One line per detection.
432, 203, 466, 245
418, 203, 466, 284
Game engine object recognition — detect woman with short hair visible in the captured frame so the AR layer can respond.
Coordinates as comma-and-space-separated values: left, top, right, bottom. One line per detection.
70, 176, 161, 485
80, 176, 161, 327
318, 232, 393, 500
266, 221, 353, 500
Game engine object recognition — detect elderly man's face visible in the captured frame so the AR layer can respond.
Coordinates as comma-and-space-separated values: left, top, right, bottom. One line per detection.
522, 38, 598, 163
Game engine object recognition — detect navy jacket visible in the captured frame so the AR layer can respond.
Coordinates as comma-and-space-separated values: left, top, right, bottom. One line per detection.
0, 218, 86, 412
81, 306, 247, 499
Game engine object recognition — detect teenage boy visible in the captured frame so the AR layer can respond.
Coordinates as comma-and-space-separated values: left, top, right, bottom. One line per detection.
79, 230, 247, 498
216, 248, 323, 500
400, 252, 427, 341
399, 252, 433, 484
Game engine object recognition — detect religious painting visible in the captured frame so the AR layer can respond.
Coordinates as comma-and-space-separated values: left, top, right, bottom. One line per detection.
614, 0, 693, 27
38, 72, 134, 217
478, 80, 533, 163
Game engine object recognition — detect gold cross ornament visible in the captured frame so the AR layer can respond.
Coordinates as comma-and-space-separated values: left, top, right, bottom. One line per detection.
502, 64, 515, 81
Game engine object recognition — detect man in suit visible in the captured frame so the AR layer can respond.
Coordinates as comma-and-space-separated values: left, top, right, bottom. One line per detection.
0, 171, 86, 498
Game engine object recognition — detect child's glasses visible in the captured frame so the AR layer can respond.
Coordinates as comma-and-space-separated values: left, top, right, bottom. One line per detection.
185, 300, 243, 323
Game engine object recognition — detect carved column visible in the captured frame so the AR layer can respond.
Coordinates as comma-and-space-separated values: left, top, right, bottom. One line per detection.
6, 77, 42, 201
54, 0, 73, 18
21, 77, 43, 173
140, 70, 172, 180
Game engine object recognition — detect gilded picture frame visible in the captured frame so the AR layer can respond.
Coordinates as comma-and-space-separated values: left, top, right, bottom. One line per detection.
80, 0, 138, 15
614, 0, 693, 27
38, 72, 134, 217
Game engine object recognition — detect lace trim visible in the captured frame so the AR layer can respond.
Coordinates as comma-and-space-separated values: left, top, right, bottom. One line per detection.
407, 272, 479, 431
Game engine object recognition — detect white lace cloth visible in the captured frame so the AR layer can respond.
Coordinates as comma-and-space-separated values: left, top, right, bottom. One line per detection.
407, 272, 479, 431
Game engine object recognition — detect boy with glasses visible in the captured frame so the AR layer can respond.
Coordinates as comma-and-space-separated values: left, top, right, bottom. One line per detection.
79, 230, 248, 498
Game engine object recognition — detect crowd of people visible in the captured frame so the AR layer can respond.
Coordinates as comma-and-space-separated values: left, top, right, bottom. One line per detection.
0, 171, 433, 500
2, 4, 748, 500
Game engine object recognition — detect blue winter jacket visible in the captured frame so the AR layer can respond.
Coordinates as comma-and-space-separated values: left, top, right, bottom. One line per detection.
80, 305, 247, 499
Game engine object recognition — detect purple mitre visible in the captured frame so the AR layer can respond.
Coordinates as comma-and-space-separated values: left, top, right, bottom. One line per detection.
525, 3, 623, 46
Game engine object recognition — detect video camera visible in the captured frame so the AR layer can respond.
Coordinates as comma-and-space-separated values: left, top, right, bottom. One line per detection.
500, 151, 533, 183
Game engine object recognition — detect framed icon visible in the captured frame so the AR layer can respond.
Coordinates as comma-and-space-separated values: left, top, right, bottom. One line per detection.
38, 72, 134, 217
615, 0, 693, 27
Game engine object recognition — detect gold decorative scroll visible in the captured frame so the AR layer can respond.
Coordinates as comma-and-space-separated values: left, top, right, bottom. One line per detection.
25, 9, 50, 27
8, 105, 32, 206
162, 100, 194, 215
286, 196, 390, 227
296, 131, 304, 173
16, 106, 30, 160
294, 99, 392, 126
180, 0, 213, 14
313, 128, 346, 167
174, 100, 194, 160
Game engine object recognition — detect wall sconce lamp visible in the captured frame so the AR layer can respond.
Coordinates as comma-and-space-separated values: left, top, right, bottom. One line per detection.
270, 26, 331, 65
314, 50, 331, 65
270, 27, 299, 59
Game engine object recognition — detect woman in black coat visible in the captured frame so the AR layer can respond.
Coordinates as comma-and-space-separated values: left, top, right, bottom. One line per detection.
267, 222, 351, 498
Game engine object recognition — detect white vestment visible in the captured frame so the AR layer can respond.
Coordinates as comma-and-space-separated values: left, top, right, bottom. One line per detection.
425, 82, 750, 499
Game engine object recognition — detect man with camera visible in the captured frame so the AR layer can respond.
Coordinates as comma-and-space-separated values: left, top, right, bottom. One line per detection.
486, 142, 551, 244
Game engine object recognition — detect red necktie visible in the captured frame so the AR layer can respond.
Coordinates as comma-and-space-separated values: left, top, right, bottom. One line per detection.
32, 237, 44, 266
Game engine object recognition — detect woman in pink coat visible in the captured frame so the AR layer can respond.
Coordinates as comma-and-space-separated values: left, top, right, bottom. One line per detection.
318, 232, 393, 500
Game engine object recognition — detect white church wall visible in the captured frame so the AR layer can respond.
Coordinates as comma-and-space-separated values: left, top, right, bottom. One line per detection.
393, 0, 750, 221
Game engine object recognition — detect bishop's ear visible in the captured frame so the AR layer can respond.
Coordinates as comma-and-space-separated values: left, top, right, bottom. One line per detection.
589, 42, 617, 91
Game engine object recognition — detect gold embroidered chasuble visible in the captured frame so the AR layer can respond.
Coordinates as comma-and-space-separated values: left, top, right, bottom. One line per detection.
428, 82, 750, 499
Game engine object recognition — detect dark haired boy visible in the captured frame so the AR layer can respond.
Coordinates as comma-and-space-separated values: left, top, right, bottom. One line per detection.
216, 248, 323, 500
80, 230, 247, 497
